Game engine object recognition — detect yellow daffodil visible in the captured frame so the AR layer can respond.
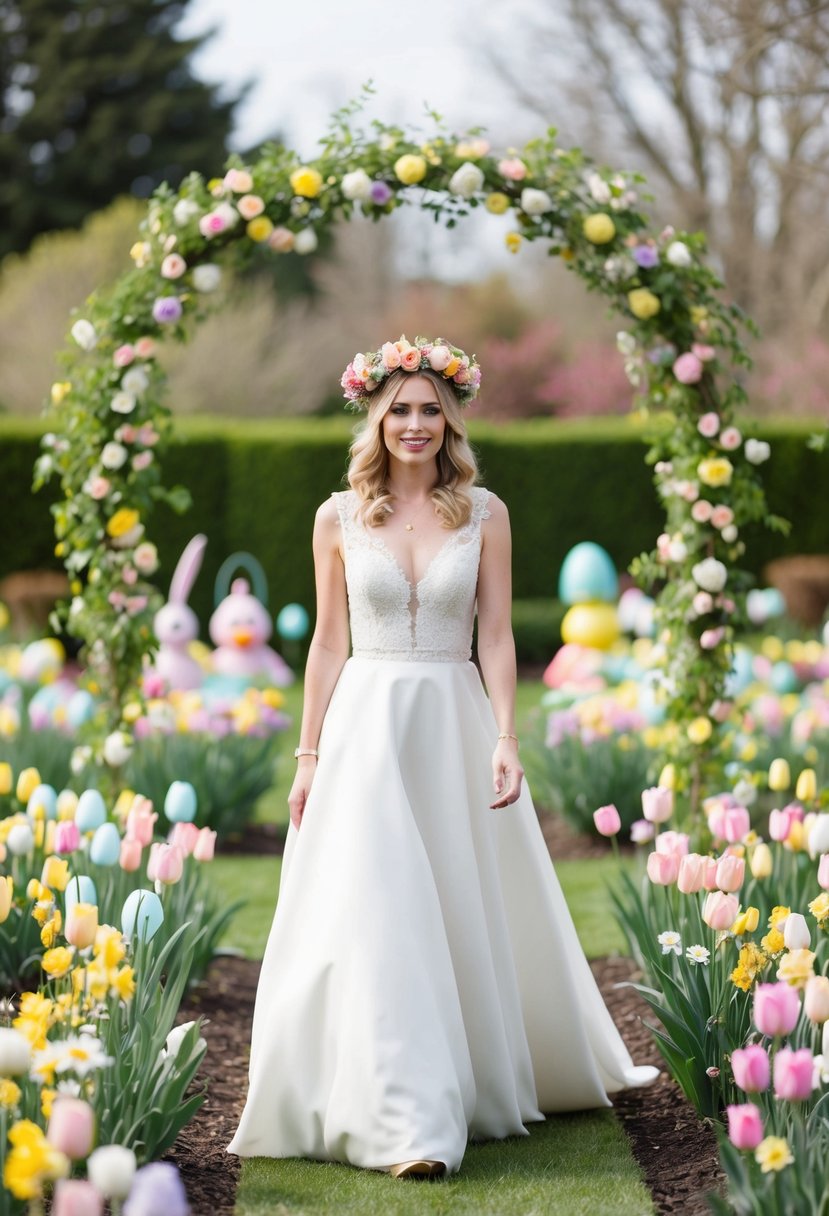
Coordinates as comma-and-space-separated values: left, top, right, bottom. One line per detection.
0, 1079, 21, 1108
112, 966, 136, 1001
755, 1136, 793, 1173
94, 925, 126, 969
41, 947, 74, 979
3, 1119, 69, 1199
776, 948, 815, 988
730, 943, 768, 991
809, 892, 829, 924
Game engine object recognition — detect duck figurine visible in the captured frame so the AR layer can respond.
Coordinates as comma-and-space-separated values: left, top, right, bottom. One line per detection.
209, 574, 294, 686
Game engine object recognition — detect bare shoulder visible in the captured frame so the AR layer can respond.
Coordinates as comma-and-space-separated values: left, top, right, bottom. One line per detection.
313, 495, 343, 547
480, 491, 510, 528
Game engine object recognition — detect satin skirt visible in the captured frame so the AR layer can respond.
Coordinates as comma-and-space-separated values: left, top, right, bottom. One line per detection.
227, 657, 656, 1172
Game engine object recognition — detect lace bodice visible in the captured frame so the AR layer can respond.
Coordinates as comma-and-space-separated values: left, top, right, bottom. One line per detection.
333, 487, 492, 662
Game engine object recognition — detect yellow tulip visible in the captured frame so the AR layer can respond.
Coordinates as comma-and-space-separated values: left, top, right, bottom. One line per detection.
658, 763, 676, 791
289, 166, 323, 198
64, 903, 99, 950
750, 843, 773, 880
0, 875, 13, 923
56, 791, 78, 820
796, 768, 817, 802
583, 213, 616, 244
393, 154, 427, 185
731, 906, 760, 935
16, 768, 41, 804
627, 288, 661, 319
687, 717, 713, 745
768, 758, 791, 792
40, 857, 69, 893
0, 761, 12, 795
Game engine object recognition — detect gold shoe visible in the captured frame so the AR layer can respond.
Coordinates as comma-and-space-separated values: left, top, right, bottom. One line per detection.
388, 1160, 446, 1179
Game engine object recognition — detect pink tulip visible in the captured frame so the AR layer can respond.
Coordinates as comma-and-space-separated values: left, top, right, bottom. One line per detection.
146, 841, 162, 882
64, 903, 98, 950
731, 1045, 770, 1093
169, 821, 201, 856
47, 1096, 96, 1159
193, 827, 217, 862
642, 786, 673, 823
126, 803, 157, 846
715, 855, 745, 893
818, 854, 829, 890
646, 851, 680, 885
677, 853, 706, 894
593, 804, 621, 837
630, 819, 655, 845
53, 820, 81, 854
754, 982, 801, 1037
769, 807, 795, 842
726, 1103, 764, 1150
52, 1180, 104, 1216
119, 838, 142, 872
153, 843, 184, 885
654, 831, 690, 857
702, 856, 720, 891
721, 807, 750, 844
702, 891, 739, 929
773, 1047, 814, 1101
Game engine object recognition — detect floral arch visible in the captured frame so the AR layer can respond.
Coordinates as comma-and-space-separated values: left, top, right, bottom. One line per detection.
37, 100, 777, 808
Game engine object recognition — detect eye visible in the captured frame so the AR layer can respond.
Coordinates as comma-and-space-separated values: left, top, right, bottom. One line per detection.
391, 405, 409, 414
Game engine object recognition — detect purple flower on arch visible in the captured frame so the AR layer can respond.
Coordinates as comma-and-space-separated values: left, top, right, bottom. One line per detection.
633, 244, 659, 269
369, 180, 393, 205
152, 296, 183, 325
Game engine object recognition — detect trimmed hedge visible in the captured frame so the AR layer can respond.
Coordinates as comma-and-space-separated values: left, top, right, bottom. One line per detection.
1, 415, 825, 634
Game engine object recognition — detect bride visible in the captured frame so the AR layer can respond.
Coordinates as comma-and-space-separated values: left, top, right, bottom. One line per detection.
227, 335, 656, 1178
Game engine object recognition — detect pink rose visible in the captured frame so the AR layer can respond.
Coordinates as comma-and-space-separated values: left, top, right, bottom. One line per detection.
691, 499, 713, 523
113, 344, 136, 368
268, 226, 295, 252
773, 1047, 814, 1100
731, 1045, 770, 1093
692, 342, 716, 362
88, 477, 111, 501
122, 566, 138, 586
692, 591, 714, 615
654, 830, 689, 857
700, 627, 726, 650
119, 838, 142, 872
720, 426, 742, 451
224, 168, 253, 193
132, 451, 154, 472
161, 253, 187, 279
593, 804, 621, 836
711, 505, 734, 529
193, 827, 217, 861
681, 481, 699, 502
753, 982, 801, 1037
702, 890, 739, 929
697, 412, 720, 438
673, 352, 704, 384
715, 854, 744, 893
137, 424, 159, 445
400, 347, 421, 371
646, 851, 680, 885
126, 596, 148, 616
237, 194, 265, 219
381, 342, 401, 370
135, 337, 157, 359
133, 543, 158, 575
117, 424, 137, 443
498, 157, 527, 180
641, 786, 673, 823
726, 1103, 764, 1150
677, 852, 706, 894
711, 699, 733, 723
428, 344, 454, 372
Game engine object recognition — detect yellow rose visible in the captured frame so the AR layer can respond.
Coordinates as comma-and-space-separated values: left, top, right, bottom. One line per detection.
289, 166, 323, 198
627, 288, 661, 319
697, 457, 734, 488
50, 382, 71, 406
796, 768, 817, 802
768, 758, 791, 792
41, 947, 74, 978
583, 213, 616, 244
505, 232, 523, 254
247, 216, 273, 243
485, 192, 510, 215
393, 154, 427, 185
687, 717, 713, 745
106, 508, 140, 539
16, 767, 41, 804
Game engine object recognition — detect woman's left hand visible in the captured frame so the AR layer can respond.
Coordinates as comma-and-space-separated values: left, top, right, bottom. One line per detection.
490, 738, 523, 809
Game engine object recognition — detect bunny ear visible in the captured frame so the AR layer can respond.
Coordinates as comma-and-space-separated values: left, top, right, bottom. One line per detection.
169, 534, 207, 603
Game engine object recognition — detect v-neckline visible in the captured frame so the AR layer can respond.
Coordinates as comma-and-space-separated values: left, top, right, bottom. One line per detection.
370, 529, 458, 594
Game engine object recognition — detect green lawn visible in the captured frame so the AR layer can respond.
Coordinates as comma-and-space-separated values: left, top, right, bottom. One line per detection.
214, 677, 651, 1215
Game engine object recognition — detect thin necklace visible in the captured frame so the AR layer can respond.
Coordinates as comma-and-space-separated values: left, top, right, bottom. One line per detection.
392, 494, 433, 531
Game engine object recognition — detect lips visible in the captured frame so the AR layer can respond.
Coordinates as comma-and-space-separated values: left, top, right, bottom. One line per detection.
400, 438, 430, 450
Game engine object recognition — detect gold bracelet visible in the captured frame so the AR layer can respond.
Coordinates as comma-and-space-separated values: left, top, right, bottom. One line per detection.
497, 733, 519, 745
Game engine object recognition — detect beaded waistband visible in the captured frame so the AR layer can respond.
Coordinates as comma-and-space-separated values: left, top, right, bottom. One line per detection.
350, 649, 470, 663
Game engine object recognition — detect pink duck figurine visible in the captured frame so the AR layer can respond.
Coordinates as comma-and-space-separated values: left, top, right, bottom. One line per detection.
209, 577, 294, 686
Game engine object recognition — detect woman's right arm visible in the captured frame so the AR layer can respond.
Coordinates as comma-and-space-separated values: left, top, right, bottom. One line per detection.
287, 498, 350, 830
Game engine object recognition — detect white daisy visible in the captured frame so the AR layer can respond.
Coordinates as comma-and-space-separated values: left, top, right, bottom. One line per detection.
686, 945, 711, 965
657, 931, 682, 956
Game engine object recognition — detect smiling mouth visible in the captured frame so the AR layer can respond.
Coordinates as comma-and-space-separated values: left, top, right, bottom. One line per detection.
400, 438, 430, 449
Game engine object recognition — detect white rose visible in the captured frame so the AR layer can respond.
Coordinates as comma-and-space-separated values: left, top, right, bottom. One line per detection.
449, 161, 485, 198
294, 228, 318, 254
586, 171, 611, 204
192, 264, 222, 293
721, 524, 738, 543
103, 730, 133, 767
71, 319, 98, 351
692, 557, 728, 594
121, 367, 149, 396
69, 597, 86, 618
110, 392, 136, 415
0, 1028, 32, 1075
745, 438, 770, 464
110, 524, 144, 550
173, 199, 200, 226
101, 442, 128, 470
520, 187, 553, 216
616, 331, 637, 356
665, 241, 692, 268
341, 169, 373, 202
87, 1145, 137, 1200
667, 537, 687, 562
133, 542, 159, 575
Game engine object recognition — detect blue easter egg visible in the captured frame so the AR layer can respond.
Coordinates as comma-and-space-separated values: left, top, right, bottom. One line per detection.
76, 789, 107, 833
763, 588, 786, 619
725, 646, 755, 698
638, 682, 666, 725
89, 822, 121, 866
64, 875, 97, 912
27, 784, 57, 819
276, 602, 310, 641
558, 543, 619, 605
770, 661, 798, 694
164, 781, 197, 823
67, 690, 96, 729
121, 889, 164, 943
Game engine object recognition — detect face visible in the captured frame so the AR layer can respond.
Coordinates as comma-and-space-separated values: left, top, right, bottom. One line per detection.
381, 375, 446, 464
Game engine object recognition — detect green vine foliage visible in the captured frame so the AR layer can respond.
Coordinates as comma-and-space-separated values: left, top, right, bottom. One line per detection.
35, 91, 777, 802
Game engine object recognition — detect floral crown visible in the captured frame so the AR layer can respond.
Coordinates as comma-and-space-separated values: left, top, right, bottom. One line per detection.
340, 335, 482, 410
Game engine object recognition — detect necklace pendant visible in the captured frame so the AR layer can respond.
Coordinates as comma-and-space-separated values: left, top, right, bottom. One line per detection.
405, 523, 414, 531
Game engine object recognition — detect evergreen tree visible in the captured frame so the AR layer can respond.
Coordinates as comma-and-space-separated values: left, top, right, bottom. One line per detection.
0, 0, 245, 260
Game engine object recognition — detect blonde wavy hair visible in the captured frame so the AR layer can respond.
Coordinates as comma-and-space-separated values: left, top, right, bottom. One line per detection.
347, 370, 479, 529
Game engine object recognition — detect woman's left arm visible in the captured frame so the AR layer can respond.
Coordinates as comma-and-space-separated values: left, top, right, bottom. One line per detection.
476, 494, 524, 809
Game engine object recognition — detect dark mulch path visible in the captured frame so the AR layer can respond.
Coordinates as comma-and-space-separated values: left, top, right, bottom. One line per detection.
166, 811, 726, 1215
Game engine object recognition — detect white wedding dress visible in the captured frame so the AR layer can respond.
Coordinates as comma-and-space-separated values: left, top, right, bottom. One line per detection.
227, 487, 656, 1173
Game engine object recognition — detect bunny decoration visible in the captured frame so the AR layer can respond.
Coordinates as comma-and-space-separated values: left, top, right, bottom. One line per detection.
209, 553, 294, 686
150, 534, 208, 691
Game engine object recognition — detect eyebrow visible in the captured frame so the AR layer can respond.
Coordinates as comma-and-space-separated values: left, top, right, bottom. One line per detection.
391, 399, 441, 406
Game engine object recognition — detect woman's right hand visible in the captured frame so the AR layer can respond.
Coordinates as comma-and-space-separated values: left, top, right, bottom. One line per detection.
288, 758, 318, 830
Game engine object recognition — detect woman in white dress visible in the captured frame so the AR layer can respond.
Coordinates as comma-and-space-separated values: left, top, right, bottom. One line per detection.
227, 336, 656, 1179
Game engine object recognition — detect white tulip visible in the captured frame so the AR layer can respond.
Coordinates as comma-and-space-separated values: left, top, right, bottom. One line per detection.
0, 1028, 32, 1075
192, 264, 222, 293
449, 162, 485, 198
87, 1145, 137, 1199
665, 241, 692, 267
293, 228, 318, 254
341, 169, 373, 202
783, 912, 811, 950
160, 1020, 207, 1062
808, 814, 829, 859
6, 823, 34, 856
70, 319, 98, 352
745, 438, 771, 464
